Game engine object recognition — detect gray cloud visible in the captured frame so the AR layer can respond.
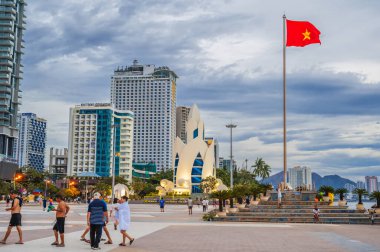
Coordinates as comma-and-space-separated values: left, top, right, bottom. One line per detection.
21, 0, 380, 181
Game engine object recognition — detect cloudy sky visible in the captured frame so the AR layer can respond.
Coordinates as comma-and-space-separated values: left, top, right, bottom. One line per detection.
22, 0, 380, 181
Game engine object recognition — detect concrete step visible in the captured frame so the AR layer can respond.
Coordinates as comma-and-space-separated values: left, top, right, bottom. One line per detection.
238, 208, 360, 213
250, 205, 348, 209
214, 216, 380, 224
228, 212, 369, 218
260, 201, 329, 205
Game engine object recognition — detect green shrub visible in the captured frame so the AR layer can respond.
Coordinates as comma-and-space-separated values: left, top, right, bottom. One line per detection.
202, 212, 216, 221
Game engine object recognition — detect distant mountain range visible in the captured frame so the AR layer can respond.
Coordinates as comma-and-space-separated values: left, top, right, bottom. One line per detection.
261, 171, 356, 189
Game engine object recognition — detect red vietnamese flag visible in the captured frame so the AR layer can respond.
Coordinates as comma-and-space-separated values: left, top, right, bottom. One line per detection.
286, 19, 321, 47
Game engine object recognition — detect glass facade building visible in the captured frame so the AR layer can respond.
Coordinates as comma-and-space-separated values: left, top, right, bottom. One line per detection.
0, 0, 26, 160
67, 103, 134, 183
15, 112, 47, 171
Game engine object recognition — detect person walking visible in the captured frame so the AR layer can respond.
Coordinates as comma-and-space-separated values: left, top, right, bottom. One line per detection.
110, 198, 119, 231
43, 197, 47, 211
117, 196, 134, 247
101, 196, 113, 245
277, 187, 282, 208
159, 197, 165, 212
87, 192, 108, 250
0, 190, 23, 244
51, 194, 70, 247
6, 195, 10, 207
313, 204, 320, 223
202, 198, 207, 212
81, 196, 113, 245
187, 197, 193, 215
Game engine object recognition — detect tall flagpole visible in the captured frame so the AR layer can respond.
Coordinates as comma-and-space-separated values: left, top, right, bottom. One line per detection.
282, 14, 287, 188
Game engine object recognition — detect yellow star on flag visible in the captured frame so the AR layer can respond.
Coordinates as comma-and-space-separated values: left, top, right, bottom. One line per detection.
302, 29, 311, 41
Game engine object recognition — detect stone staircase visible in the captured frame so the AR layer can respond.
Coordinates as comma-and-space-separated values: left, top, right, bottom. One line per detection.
213, 194, 379, 224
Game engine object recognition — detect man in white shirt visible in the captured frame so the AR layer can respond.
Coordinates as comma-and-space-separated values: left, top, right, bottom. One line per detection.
202, 199, 207, 212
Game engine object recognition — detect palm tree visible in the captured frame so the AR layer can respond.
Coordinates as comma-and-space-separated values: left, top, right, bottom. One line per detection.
231, 184, 249, 204
353, 188, 368, 205
318, 185, 335, 196
335, 188, 348, 201
252, 158, 271, 180
210, 190, 231, 212
260, 183, 273, 197
369, 191, 380, 208
249, 184, 261, 201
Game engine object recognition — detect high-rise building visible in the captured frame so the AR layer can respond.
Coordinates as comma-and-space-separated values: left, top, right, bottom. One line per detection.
0, 0, 26, 163
176, 106, 190, 143
344, 183, 356, 193
365, 176, 378, 193
219, 158, 237, 171
287, 166, 312, 190
110, 60, 177, 172
67, 103, 134, 182
49, 147, 68, 180
356, 181, 366, 190
15, 113, 47, 171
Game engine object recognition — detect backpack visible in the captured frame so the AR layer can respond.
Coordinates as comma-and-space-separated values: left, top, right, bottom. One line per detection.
16, 197, 23, 207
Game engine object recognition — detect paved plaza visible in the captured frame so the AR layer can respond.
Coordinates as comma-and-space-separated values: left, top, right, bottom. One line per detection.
0, 203, 379, 252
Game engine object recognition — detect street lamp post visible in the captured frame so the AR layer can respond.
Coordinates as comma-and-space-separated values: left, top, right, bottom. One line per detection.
44, 180, 50, 198
13, 173, 22, 190
85, 180, 88, 204
226, 124, 237, 189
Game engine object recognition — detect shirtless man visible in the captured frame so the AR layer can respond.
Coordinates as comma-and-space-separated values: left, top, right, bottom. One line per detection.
0, 190, 23, 244
51, 194, 70, 247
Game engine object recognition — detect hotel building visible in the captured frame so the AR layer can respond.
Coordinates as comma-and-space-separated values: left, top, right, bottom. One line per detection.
67, 103, 133, 182
110, 60, 177, 172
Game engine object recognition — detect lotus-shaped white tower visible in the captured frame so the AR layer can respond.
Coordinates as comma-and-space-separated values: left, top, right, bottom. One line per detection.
173, 104, 215, 194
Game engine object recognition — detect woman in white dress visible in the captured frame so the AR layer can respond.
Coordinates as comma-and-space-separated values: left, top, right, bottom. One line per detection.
109, 198, 119, 230
117, 196, 134, 246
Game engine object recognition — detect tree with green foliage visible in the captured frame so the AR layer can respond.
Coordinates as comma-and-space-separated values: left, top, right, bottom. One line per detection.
0, 180, 10, 195
335, 188, 348, 201
61, 187, 81, 199
149, 169, 174, 184
260, 183, 273, 197
319, 185, 335, 197
249, 184, 261, 201
210, 190, 230, 212
235, 169, 256, 185
131, 178, 146, 199
231, 184, 249, 204
17, 168, 52, 193
353, 188, 368, 205
252, 158, 271, 180
216, 167, 230, 187
92, 182, 111, 197
369, 191, 380, 207
200, 176, 217, 194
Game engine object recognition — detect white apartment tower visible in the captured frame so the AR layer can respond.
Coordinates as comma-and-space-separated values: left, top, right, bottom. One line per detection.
110, 60, 178, 171
287, 166, 312, 190
67, 103, 134, 183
